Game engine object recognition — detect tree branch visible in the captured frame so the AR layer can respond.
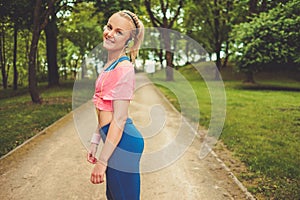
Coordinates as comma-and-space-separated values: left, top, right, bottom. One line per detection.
55, 0, 76, 14
166, 0, 169, 11
40, 0, 60, 31
169, 0, 183, 28
144, 0, 163, 27
159, 0, 167, 19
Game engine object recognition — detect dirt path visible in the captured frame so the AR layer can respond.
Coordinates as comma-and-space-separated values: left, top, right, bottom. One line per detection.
0, 73, 252, 200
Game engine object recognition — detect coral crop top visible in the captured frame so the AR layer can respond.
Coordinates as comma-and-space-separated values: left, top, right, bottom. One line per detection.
93, 56, 135, 112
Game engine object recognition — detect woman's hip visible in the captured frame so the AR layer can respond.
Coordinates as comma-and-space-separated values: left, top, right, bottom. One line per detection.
100, 118, 144, 173
100, 118, 144, 153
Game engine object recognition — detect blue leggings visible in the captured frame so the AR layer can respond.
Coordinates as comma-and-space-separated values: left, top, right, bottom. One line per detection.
99, 118, 144, 200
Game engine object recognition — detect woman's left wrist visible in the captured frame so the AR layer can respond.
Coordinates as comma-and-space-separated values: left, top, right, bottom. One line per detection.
90, 133, 101, 145
96, 158, 108, 166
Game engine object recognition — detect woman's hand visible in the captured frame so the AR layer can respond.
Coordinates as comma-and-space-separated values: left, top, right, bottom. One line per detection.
90, 161, 107, 184
87, 143, 98, 164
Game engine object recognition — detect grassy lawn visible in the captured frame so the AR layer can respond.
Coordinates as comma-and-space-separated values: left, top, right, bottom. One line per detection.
0, 81, 73, 157
149, 66, 300, 200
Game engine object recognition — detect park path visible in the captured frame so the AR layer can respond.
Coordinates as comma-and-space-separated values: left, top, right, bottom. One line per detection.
0, 73, 251, 200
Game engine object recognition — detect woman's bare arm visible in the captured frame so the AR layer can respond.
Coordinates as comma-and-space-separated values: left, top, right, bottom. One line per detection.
97, 100, 130, 164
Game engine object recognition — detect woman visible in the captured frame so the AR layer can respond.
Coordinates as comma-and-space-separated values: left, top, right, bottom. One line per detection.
87, 10, 145, 200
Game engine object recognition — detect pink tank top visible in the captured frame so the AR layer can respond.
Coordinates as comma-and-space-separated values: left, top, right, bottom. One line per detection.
93, 62, 135, 112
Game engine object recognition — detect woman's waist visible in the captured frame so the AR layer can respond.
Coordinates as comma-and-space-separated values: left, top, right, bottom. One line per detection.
96, 109, 113, 126
100, 118, 143, 143
100, 117, 135, 132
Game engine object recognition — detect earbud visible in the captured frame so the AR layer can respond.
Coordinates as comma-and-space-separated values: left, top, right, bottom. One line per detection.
125, 38, 134, 48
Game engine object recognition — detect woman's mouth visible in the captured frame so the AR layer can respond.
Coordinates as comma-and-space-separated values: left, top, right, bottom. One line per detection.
104, 38, 114, 44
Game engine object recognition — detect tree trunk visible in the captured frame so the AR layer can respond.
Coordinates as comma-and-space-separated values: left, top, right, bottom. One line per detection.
165, 51, 174, 81
28, 0, 42, 103
243, 0, 259, 84
214, 0, 221, 80
13, 24, 18, 90
80, 50, 86, 79
144, 0, 183, 81
25, 30, 30, 66
156, 49, 163, 69
0, 24, 8, 89
60, 36, 67, 80
221, 0, 233, 69
244, 71, 255, 83
222, 40, 230, 68
45, 10, 59, 87
261, 0, 268, 12
72, 58, 79, 79
249, 0, 258, 16
162, 29, 174, 81
214, 51, 221, 80
173, 33, 178, 70
185, 40, 190, 64
28, 0, 56, 103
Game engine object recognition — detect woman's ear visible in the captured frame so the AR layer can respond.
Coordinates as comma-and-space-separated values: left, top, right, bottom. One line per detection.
125, 38, 135, 48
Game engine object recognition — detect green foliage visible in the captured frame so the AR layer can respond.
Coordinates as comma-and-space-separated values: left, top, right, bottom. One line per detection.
61, 2, 102, 55
56, 2, 104, 79
231, 0, 300, 73
0, 25, 33, 87
1, 0, 299, 90
185, 0, 232, 54
93, 0, 142, 25
0, 0, 33, 28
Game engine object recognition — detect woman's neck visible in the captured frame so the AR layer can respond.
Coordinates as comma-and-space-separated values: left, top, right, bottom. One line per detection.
107, 51, 126, 63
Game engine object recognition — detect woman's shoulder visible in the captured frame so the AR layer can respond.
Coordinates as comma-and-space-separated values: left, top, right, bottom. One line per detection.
116, 61, 134, 73
117, 60, 133, 68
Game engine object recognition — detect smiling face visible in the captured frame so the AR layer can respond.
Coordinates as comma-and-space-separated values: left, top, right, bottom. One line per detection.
103, 13, 134, 53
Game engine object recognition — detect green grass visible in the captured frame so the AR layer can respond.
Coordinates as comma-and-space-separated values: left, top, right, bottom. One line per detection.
149, 66, 300, 200
0, 81, 74, 157
224, 86, 299, 199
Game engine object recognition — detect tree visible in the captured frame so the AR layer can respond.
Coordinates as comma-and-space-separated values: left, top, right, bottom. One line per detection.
45, 0, 82, 86
247, 0, 291, 82
45, 7, 60, 86
0, 0, 9, 89
93, 0, 141, 25
0, 0, 33, 89
28, 0, 58, 103
0, 21, 8, 89
11, 1, 33, 90
185, 0, 233, 79
231, 0, 300, 82
144, 0, 184, 81
62, 2, 102, 79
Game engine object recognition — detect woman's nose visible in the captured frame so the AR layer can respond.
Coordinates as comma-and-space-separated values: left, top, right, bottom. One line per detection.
107, 30, 115, 38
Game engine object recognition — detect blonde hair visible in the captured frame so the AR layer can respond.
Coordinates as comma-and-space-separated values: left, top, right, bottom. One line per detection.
117, 10, 144, 63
